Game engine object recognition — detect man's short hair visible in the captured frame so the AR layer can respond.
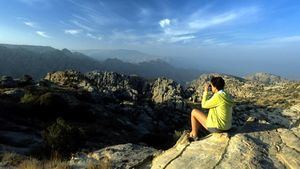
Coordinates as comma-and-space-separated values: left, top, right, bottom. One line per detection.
210, 76, 225, 90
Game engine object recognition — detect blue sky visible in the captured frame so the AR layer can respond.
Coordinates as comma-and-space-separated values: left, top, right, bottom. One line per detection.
0, 0, 299, 78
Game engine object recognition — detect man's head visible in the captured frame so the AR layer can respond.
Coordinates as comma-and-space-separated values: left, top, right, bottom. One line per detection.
210, 76, 225, 92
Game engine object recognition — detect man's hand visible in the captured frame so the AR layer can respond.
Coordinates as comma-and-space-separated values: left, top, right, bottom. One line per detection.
204, 83, 210, 92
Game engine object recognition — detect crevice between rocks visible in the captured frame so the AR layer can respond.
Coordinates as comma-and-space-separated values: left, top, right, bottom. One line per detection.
277, 131, 300, 154
212, 136, 231, 169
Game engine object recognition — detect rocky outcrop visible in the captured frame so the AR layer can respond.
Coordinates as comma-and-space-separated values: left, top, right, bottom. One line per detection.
151, 77, 186, 111
44, 70, 88, 88
86, 71, 148, 101
245, 72, 286, 84
187, 73, 262, 101
0, 70, 191, 156
69, 143, 158, 169
44, 70, 149, 101
151, 103, 300, 169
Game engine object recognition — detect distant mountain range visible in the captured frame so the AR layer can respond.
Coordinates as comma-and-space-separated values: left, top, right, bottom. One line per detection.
0, 44, 202, 84
74, 49, 163, 63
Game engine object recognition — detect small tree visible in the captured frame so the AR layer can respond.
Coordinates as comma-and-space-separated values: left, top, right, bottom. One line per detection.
42, 118, 85, 157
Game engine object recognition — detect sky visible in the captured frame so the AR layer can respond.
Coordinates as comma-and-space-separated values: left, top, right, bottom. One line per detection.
0, 0, 299, 79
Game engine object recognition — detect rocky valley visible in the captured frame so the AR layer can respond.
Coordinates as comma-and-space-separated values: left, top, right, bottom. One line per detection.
0, 70, 299, 169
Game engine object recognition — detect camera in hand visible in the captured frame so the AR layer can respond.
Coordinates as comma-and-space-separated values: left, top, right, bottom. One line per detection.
208, 84, 212, 91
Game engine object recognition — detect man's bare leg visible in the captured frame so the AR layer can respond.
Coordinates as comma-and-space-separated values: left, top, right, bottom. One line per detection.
190, 109, 207, 137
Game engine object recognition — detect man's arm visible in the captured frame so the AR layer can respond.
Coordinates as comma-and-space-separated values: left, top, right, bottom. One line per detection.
201, 91, 221, 109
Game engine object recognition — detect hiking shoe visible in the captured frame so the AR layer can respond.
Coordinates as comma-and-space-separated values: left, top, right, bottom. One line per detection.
188, 136, 199, 142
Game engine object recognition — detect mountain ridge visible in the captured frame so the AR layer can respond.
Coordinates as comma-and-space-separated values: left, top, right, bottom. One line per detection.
0, 44, 202, 85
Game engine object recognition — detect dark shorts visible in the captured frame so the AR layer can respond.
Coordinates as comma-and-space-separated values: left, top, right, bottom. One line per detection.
207, 127, 230, 133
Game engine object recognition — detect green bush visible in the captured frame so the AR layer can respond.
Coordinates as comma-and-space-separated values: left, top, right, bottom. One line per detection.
42, 118, 85, 157
20, 93, 39, 104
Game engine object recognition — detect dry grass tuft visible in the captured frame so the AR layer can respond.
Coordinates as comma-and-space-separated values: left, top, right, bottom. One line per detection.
17, 158, 41, 169
0, 152, 25, 166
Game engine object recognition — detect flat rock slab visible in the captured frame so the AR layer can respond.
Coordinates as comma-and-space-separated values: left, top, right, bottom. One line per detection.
70, 143, 158, 169
152, 122, 300, 169
152, 133, 230, 169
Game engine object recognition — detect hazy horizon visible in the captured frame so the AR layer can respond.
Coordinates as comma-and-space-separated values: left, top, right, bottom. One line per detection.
0, 0, 299, 80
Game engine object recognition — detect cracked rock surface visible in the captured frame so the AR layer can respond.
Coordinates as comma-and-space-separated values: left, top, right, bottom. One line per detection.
151, 106, 300, 169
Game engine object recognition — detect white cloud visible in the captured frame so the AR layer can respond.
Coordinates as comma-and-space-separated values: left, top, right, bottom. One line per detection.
72, 20, 94, 31
24, 21, 38, 28
188, 13, 237, 29
87, 33, 102, 40
72, 14, 90, 22
156, 6, 259, 44
36, 31, 50, 38
64, 29, 82, 35
169, 35, 195, 43
159, 19, 171, 28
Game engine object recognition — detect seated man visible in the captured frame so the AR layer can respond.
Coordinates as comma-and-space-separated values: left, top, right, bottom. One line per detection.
189, 76, 234, 140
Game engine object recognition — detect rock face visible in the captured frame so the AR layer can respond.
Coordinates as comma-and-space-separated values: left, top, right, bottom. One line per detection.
151, 102, 300, 169
151, 77, 186, 111
44, 70, 88, 88
69, 143, 158, 169
86, 71, 148, 101
44, 70, 149, 101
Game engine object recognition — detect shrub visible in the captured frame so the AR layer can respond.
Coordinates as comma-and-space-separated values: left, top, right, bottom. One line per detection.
20, 93, 39, 104
38, 92, 66, 108
42, 118, 85, 157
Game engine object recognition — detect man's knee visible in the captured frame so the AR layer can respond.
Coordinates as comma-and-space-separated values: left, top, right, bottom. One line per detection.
191, 108, 199, 116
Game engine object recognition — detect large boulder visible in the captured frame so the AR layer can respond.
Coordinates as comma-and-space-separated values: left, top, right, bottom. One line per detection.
69, 143, 158, 169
